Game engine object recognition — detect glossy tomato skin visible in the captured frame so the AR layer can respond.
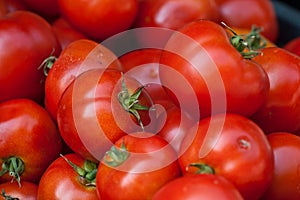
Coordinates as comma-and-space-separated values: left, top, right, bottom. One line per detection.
261, 132, 300, 200
284, 36, 300, 57
57, 69, 155, 162
178, 113, 274, 200
0, 11, 61, 104
152, 174, 243, 200
44, 39, 122, 121
159, 19, 270, 120
96, 132, 182, 200
134, 0, 219, 29
0, 99, 62, 183
0, 181, 38, 200
37, 154, 98, 200
251, 47, 300, 134
58, 0, 138, 41
216, 0, 278, 42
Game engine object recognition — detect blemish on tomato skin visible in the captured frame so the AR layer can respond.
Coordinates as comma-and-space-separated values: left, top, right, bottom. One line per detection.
238, 137, 251, 150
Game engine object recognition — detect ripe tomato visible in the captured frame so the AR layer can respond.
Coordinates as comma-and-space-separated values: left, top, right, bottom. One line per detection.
37, 154, 99, 200
0, 11, 61, 104
57, 69, 155, 162
58, 0, 139, 41
283, 36, 300, 57
251, 47, 300, 134
96, 132, 182, 200
134, 0, 219, 29
51, 17, 88, 50
44, 39, 122, 120
216, 0, 278, 42
0, 99, 62, 184
178, 113, 274, 200
152, 174, 243, 200
262, 132, 300, 200
0, 181, 38, 200
159, 19, 269, 120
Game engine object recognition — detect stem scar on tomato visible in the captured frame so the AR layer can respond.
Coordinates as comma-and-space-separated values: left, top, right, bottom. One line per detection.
117, 73, 150, 131
221, 22, 267, 59
60, 154, 97, 187
0, 156, 24, 187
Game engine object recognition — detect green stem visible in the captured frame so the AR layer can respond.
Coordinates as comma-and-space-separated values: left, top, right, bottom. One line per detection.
187, 163, 215, 174
104, 141, 129, 167
1, 189, 19, 200
0, 157, 24, 187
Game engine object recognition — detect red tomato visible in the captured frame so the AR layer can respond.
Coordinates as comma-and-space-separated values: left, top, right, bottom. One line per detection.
262, 132, 300, 200
0, 181, 38, 200
134, 0, 219, 29
37, 154, 99, 200
22, 0, 60, 19
0, 0, 28, 17
159, 19, 269, 120
52, 17, 88, 50
119, 48, 174, 111
58, 0, 139, 41
251, 47, 300, 134
44, 39, 122, 120
284, 36, 300, 57
216, 0, 278, 42
96, 132, 182, 200
0, 11, 61, 104
178, 113, 274, 200
0, 99, 62, 184
157, 105, 196, 152
152, 174, 243, 200
57, 69, 155, 162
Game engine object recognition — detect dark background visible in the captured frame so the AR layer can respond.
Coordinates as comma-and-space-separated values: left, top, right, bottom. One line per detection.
271, 0, 300, 46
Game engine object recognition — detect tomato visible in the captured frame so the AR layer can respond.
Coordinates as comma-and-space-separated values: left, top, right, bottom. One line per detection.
152, 174, 243, 200
44, 39, 122, 120
119, 48, 174, 111
178, 113, 274, 200
0, 0, 28, 17
0, 11, 61, 104
283, 36, 300, 57
0, 99, 62, 184
52, 17, 88, 50
58, 0, 139, 41
159, 19, 269, 120
251, 47, 300, 134
157, 105, 196, 153
96, 132, 182, 200
134, 0, 219, 29
0, 181, 38, 200
216, 0, 278, 42
57, 69, 155, 162
261, 132, 300, 200
37, 154, 99, 200
22, 0, 60, 20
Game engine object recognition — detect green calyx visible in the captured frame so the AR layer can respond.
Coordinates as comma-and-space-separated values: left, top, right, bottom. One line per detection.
118, 74, 149, 131
38, 55, 57, 76
187, 163, 215, 175
0, 157, 25, 187
222, 22, 267, 59
104, 141, 129, 167
60, 154, 98, 187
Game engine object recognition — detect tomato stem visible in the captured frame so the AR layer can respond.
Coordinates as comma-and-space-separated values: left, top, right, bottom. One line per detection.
0, 157, 24, 187
221, 22, 266, 59
60, 154, 97, 187
1, 189, 18, 200
103, 141, 129, 167
117, 73, 149, 131
187, 163, 215, 175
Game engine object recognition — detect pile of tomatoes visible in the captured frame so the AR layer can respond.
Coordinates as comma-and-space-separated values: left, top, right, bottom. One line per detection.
1, 0, 300, 199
